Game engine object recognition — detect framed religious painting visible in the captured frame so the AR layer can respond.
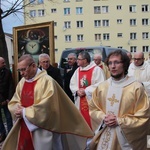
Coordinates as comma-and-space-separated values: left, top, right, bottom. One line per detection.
13, 21, 55, 85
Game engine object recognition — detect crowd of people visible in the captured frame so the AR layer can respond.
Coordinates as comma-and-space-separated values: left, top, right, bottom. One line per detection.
0, 49, 150, 150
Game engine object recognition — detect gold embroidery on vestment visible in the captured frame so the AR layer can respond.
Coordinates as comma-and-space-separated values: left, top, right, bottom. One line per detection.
101, 128, 111, 150
81, 100, 89, 111
108, 94, 119, 106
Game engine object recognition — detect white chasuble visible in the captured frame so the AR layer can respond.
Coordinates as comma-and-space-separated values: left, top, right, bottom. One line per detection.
97, 77, 134, 150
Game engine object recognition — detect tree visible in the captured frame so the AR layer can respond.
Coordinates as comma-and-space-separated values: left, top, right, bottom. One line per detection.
0, 0, 53, 67
0, 8, 9, 67
0, 0, 26, 67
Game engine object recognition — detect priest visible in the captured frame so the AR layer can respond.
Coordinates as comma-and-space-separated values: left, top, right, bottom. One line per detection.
89, 50, 150, 150
2, 54, 93, 150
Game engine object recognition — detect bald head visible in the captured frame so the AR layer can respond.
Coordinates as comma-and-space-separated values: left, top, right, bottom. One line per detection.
133, 52, 145, 66
134, 52, 144, 58
0, 57, 6, 69
93, 54, 102, 65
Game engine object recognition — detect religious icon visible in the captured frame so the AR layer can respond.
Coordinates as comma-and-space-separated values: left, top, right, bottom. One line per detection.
13, 21, 55, 85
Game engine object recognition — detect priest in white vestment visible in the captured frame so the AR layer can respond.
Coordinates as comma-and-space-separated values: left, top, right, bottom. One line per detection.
70, 51, 105, 129
93, 53, 110, 79
128, 52, 150, 98
89, 50, 150, 150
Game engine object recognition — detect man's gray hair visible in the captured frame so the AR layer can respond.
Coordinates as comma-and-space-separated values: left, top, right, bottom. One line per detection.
39, 53, 50, 61
68, 53, 77, 59
18, 54, 35, 64
79, 51, 91, 63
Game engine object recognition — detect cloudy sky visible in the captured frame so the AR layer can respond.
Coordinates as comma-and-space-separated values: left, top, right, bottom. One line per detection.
1, 0, 24, 34
2, 14, 23, 34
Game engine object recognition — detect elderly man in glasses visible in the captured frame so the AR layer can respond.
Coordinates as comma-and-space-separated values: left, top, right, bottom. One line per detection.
38, 53, 63, 88
2, 54, 93, 150
128, 51, 150, 98
64, 53, 78, 103
93, 53, 110, 79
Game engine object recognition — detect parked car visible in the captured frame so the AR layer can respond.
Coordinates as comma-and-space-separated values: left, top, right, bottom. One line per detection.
59, 46, 128, 78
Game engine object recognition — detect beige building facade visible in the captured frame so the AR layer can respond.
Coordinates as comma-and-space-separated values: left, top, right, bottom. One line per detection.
24, 0, 150, 63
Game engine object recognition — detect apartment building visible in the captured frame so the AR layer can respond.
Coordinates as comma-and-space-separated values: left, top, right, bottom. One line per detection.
24, 0, 150, 62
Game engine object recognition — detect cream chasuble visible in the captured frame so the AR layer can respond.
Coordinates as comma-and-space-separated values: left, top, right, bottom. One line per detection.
2, 70, 94, 150
97, 77, 134, 150
89, 75, 150, 150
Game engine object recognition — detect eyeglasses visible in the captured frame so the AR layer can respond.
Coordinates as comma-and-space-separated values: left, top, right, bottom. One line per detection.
133, 58, 143, 61
108, 61, 123, 66
17, 62, 34, 72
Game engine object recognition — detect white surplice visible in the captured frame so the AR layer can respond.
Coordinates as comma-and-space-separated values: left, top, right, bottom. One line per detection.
128, 62, 150, 98
70, 61, 105, 109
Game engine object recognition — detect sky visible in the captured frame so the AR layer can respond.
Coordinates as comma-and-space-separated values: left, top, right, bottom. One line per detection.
2, 13, 23, 34
1, 0, 24, 34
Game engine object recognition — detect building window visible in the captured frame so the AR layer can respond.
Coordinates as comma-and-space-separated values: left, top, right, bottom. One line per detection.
117, 5, 122, 10
54, 22, 57, 26
65, 35, 71, 42
54, 36, 57, 40
129, 5, 136, 12
51, 9, 57, 13
95, 34, 101, 41
118, 46, 123, 49
130, 46, 137, 52
94, 6, 101, 14
55, 49, 58, 52
29, 0, 35, 4
142, 46, 149, 52
64, 8, 70, 15
117, 33, 123, 37
37, 0, 44, 4
102, 20, 109, 27
130, 19, 137, 26
29, 10, 36, 17
130, 33, 137, 40
102, 6, 108, 13
77, 21, 83, 28
76, 7, 83, 14
64, 21, 71, 28
142, 5, 149, 12
38, 9, 45, 16
77, 34, 83, 41
117, 19, 122, 24
94, 20, 101, 27
103, 33, 110, 40
142, 32, 149, 39
142, 18, 149, 25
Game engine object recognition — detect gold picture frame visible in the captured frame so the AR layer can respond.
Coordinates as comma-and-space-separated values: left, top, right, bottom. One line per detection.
13, 21, 55, 85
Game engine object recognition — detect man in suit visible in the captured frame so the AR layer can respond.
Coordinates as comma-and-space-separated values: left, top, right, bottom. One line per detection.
64, 53, 78, 103
39, 53, 63, 87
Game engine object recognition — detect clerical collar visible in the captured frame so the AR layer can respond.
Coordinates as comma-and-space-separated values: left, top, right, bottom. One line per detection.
109, 75, 135, 88
111, 75, 126, 84
26, 68, 41, 82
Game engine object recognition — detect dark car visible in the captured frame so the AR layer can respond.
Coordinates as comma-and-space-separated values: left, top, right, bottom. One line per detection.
59, 46, 128, 78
